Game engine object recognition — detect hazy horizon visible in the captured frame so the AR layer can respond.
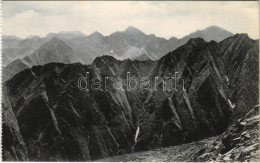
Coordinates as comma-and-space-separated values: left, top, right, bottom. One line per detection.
3, 1, 259, 39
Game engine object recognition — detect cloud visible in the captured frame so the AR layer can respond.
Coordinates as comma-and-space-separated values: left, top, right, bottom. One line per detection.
3, 1, 259, 39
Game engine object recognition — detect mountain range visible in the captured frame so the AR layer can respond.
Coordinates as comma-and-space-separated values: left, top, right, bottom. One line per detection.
3, 26, 233, 66
2, 26, 234, 82
3, 37, 76, 82
2, 31, 258, 161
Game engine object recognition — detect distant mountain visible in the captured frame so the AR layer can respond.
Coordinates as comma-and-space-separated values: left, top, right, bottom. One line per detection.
46, 31, 86, 40
2, 36, 48, 66
2, 35, 22, 40
2, 36, 22, 49
66, 31, 110, 64
62, 26, 234, 62
179, 26, 233, 45
2, 34, 258, 161
2, 31, 85, 66
3, 37, 76, 82
133, 53, 151, 61
2, 26, 234, 66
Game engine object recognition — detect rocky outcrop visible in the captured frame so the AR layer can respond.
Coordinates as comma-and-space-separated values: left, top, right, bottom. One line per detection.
98, 106, 259, 162
218, 34, 259, 120
2, 106, 28, 161
194, 106, 259, 162
2, 62, 139, 161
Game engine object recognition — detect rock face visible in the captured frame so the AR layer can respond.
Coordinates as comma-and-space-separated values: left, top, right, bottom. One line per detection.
2, 34, 258, 161
133, 34, 258, 152
2, 62, 140, 161
194, 106, 259, 162
134, 38, 232, 151
97, 106, 259, 162
218, 34, 259, 120
2, 106, 28, 161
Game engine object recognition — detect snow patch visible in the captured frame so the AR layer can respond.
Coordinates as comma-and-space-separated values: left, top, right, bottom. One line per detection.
135, 126, 140, 143
228, 99, 236, 109
225, 76, 229, 82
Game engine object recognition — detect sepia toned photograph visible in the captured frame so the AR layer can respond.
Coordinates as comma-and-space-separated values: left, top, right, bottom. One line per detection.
1, 1, 259, 162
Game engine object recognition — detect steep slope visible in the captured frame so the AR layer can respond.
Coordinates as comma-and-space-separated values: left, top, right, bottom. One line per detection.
98, 106, 259, 162
132, 34, 258, 151
2, 62, 139, 161
133, 38, 233, 151
3, 37, 76, 82
2, 105, 28, 161
218, 34, 259, 120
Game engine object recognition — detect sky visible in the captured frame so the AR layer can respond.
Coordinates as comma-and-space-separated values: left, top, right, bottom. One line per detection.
2, 1, 259, 39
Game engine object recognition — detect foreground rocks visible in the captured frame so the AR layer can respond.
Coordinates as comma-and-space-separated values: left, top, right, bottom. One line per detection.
195, 106, 259, 162
98, 106, 259, 162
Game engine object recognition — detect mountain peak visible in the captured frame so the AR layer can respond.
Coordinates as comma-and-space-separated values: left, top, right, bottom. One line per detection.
45, 31, 86, 40
186, 37, 206, 46
95, 55, 117, 61
181, 26, 233, 42
45, 37, 72, 49
26, 35, 41, 40
169, 36, 178, 41
92, 55, 118, 67
49, 36, 61, 42
3, 35, 22, 40
125, 26, 144, 34
219, 33, 253, 45
233, 33, 249, 38
204, 26, 233, 35
58, 31, 86, 36
205, 25, 225, 30
89, 31, 104, 38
